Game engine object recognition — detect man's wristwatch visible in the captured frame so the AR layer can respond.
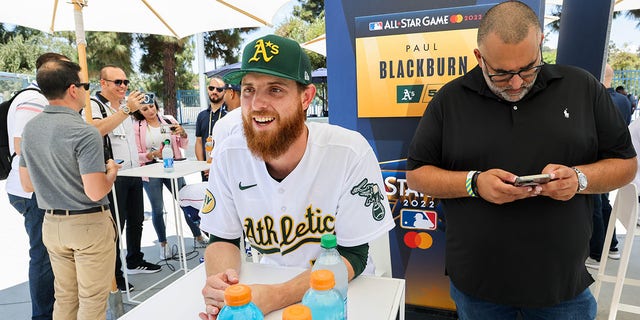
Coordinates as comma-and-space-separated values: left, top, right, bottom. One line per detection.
121, 105, 131, 115
572, 167, 588, 192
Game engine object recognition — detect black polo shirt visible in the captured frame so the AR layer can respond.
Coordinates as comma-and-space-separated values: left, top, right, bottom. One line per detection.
195, 104, 227, 160
407, 64, 636, 307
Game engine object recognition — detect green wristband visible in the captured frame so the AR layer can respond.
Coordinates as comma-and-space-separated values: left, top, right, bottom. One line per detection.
466, 171, 478, 197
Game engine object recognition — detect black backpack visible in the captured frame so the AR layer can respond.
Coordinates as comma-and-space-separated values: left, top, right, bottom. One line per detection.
90, 97, 114, 163
0, 88, 42, 180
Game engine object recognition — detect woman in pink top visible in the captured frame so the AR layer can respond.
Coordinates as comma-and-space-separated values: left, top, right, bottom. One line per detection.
133, 101, 207, 260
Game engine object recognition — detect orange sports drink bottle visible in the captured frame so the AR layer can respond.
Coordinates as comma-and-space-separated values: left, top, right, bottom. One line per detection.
205, 136, 214, 163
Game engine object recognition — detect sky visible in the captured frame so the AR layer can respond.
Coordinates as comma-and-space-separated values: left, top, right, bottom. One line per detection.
544, 13, 640, 51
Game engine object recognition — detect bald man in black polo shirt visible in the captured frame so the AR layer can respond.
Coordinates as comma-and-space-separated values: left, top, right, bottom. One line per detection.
407, 2, 636, 319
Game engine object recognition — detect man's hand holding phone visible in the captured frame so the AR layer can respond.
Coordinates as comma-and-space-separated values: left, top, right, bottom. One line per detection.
469, 169, 541, 205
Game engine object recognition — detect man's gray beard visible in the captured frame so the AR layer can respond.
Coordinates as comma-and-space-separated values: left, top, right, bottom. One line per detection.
482, 69, 536, 102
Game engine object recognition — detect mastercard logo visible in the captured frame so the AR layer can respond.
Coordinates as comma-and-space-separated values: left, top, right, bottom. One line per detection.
450, 14, 464, 24
404, 231, 433, 249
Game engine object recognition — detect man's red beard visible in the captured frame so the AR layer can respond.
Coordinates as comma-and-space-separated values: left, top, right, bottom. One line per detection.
243, 106, 306, 161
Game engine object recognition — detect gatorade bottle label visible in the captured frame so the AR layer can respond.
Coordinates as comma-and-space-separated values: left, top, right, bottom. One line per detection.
164, 158, 174, 169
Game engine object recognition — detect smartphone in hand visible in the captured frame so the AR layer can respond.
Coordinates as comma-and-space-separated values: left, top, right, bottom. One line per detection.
513, 174, 553, 187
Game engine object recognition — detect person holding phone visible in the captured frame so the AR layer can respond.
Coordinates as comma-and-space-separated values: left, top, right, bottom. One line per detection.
86, 65, 161, 292
132, 100, 208, 259
407, 2, 636, 319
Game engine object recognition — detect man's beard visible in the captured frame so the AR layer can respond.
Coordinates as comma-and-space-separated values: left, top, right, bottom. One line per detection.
209, 95, 223, 104
243, 106, 306, 161
482, 68, 536, 102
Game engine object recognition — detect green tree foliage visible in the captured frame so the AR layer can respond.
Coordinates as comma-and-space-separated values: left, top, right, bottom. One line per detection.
542, 47, 557, 64
293, 0, 324, 23
277, 0, 326, 70
608, 42, 640, 70
137, 34, 196, 116
203, 28, 255, 65
0, 26, 76, 73
85, 32, 134, 79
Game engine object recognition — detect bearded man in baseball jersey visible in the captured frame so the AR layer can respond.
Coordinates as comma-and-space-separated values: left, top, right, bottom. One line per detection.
198, 34, 395, 318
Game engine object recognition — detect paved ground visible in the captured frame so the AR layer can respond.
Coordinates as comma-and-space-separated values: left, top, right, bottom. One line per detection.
2, 122, 640, 319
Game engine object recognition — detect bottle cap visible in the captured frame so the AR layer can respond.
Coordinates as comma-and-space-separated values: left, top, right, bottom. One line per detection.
320, 234, 337, 249
164, 139, 170, 145
282, 304, 312, 320
224, 284, 252, 306
309, 269, 335, 291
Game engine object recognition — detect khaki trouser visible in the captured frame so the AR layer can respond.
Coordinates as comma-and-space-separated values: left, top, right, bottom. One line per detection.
43, 209, 116, 320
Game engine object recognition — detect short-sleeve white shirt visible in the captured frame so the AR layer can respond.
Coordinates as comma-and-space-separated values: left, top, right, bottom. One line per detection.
6, 83, 47, 198
87, 97, 139, 169
212, 107, 243, 146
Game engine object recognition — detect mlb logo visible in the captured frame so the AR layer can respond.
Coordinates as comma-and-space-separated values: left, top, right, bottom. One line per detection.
400, 209, 437, 231
369, 22, 383, 31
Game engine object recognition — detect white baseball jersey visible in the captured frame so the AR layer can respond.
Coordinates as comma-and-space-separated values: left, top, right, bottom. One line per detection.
212, 107, 242, 145
200, 121, 394, 270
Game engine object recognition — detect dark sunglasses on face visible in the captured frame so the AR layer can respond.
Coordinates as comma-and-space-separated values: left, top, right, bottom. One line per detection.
73, 82, 90, 90
208, 86, 225, 93
104, 79, 130, 86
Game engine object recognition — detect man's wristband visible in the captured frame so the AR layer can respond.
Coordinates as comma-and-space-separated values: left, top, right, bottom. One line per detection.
466, 171, 479, 197
471, 171, 481, 197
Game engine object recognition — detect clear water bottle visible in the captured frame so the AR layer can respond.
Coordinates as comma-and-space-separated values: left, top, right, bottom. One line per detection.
282, 304, 312, 320
162, 140, 174, 172
218, 284, 264, 320
312, 234, 348, 316
302, 269, 345, 320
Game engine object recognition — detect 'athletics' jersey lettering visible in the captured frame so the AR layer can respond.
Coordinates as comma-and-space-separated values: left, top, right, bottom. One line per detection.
244, 205, 335, 256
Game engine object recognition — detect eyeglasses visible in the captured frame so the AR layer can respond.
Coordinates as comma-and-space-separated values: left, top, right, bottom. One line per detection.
103, 79, 130, 86
482, 47, 544, 83
73, 82, 90, 90
208, 86, 225, 93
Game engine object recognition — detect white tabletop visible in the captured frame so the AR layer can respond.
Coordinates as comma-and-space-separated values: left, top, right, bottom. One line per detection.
117, 160, 210, 179
118, 262, 405, 320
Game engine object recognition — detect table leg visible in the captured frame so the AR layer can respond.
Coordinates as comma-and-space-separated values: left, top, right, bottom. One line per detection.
170, 178, 189, 274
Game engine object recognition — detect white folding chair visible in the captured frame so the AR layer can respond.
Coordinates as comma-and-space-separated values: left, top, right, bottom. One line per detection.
369, 233, 392, 277
593, 183, 640, 319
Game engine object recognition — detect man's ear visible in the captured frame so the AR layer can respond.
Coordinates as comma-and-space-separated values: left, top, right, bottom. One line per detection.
302, 84, 317, 112
67, 83, 78, 99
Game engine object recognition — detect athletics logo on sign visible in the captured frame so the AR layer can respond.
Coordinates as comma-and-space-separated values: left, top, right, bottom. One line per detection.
396, 85, 423, 103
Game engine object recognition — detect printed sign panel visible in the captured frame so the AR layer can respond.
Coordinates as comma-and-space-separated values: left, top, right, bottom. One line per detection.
355, 5, 493, 117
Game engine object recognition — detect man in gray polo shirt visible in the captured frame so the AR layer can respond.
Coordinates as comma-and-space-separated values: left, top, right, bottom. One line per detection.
19, 59, 119, 319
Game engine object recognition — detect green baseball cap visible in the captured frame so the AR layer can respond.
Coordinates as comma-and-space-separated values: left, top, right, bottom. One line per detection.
227, 34, 312, 85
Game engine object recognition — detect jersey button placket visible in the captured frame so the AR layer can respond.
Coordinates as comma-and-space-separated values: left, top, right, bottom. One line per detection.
278, 187, 286, 212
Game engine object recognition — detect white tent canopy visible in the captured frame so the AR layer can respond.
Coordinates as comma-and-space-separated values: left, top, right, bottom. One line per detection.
0, 0, 291, 39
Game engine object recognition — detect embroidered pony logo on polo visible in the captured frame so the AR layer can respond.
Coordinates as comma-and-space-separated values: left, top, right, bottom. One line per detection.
248, 39, 280, 63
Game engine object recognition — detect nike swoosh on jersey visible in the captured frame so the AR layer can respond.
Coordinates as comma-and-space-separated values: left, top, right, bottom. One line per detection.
239, 182, 257, 190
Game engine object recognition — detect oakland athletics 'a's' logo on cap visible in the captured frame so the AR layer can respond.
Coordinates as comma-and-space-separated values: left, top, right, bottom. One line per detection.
227, 34, 312, 85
